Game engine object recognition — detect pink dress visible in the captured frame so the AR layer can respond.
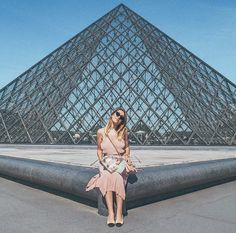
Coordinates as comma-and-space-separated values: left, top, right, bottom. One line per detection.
86, 127, 128, 200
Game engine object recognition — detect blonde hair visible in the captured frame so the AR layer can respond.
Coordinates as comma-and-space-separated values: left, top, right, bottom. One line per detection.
104, 107, 127, 140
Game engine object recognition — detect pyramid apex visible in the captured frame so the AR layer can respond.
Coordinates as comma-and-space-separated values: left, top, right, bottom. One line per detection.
104, 3, 135, 18
116, 3, 126, 7
113, 3, 129, 10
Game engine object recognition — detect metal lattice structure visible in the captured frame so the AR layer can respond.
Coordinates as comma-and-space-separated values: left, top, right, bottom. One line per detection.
0, 4, 236, 145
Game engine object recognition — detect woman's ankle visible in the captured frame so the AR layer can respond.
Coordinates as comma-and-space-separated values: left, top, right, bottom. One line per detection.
108, 212, 114, 217
116, 212, 123, 219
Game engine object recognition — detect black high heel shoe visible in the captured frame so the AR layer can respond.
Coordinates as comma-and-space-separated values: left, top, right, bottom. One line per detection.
107, 216, 115, 227
115, 216, 124, 227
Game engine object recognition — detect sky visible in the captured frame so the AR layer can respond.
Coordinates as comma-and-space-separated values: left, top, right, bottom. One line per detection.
0, 0, 236, 89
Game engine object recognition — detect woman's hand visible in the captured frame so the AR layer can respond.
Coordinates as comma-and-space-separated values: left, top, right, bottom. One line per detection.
98, 154, 103, 165
124, 155, 132, 165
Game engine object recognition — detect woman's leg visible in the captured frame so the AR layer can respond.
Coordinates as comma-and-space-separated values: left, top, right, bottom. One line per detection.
115, 193, 123, 221
105, 191, 114, 222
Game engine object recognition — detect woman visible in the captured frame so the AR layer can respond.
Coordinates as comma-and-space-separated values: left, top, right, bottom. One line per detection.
86, 107, 133, 227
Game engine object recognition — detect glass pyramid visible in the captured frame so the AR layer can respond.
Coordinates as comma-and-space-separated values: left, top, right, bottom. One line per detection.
0, 4, 236, 145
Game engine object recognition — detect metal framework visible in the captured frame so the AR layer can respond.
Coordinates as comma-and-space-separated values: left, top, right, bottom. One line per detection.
0, 4, 236, 145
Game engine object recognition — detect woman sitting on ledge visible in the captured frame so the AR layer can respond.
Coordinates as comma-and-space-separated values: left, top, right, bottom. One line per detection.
86, 107, 134, 227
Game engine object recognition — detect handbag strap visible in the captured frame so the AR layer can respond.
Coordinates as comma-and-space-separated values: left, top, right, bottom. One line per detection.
105, 129, 121, 156
89, 128, 122, 166
104, 129, 142, 168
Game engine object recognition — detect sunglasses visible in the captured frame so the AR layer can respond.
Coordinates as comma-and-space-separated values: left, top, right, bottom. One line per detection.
115, 111, 125, 121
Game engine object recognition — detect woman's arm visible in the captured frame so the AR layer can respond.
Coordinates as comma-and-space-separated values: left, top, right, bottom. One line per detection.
124, 129, 131, 163
97, 130, 103, 162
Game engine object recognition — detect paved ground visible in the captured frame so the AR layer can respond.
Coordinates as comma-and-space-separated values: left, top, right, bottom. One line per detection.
0, 144, 236, 168
0, 176, 235, 233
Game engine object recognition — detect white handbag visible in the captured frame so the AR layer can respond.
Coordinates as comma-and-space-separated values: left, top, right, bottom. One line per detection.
101, 154, 126, 174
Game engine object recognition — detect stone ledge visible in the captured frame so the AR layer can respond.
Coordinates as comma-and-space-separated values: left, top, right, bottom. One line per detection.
0, 155, 235, 210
